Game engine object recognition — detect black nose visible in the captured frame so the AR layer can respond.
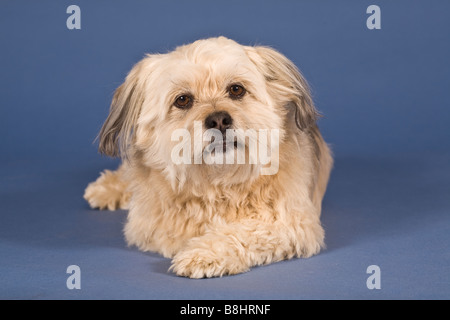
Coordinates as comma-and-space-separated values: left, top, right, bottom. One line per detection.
204, 111, 233, 133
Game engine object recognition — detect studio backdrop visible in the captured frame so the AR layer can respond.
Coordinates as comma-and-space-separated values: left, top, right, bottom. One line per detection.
0, 0, 449, 300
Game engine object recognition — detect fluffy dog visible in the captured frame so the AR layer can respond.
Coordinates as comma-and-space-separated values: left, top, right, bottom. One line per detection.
84, 37, 333, 278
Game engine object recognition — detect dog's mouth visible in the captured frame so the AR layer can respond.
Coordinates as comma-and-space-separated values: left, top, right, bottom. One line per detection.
207, 136, 240, 154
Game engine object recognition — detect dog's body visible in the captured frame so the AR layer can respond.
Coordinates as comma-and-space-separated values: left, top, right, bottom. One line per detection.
84, 37, 332, 278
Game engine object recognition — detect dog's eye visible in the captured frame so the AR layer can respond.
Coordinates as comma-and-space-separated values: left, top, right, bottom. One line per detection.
228, 84, 246, 99
174, 95, 193, 109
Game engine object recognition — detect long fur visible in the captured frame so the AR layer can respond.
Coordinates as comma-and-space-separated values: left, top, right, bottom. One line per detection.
84, 37, 333, 278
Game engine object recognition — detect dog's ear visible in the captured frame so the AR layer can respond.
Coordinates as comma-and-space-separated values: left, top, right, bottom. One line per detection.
98, 58, 150, 157
246, 46, 319, 130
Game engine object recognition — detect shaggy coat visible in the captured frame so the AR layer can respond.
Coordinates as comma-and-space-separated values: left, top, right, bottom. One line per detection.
84, 37, 333, 278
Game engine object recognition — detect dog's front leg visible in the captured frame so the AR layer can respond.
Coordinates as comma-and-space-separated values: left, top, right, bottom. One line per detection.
84, 163, 130, 210
170, 214, 324, 278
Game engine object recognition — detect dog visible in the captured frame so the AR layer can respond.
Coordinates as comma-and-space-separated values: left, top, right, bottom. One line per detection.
84, 37, 333, 278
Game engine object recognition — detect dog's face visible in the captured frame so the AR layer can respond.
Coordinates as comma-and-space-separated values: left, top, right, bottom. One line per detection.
99, 37, 318, 188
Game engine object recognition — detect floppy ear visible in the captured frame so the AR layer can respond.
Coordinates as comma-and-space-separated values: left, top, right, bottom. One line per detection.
246, 46, 319, 130
98, 58, 148, 157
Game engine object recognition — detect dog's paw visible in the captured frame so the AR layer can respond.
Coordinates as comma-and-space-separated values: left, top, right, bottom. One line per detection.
170, 247, 249, 279
84, 170, 130, 210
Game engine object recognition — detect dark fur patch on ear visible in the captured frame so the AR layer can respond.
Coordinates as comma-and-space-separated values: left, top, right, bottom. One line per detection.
246, 45, 320, 131
98, 85, 133, 157
97, 59, 146, 158
294, 95, 321, 131
307, 124, 322, 160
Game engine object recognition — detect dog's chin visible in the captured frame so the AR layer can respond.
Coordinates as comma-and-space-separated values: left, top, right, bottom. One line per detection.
203, 139, 240, 158
199, 162, 261, 187
182, 142, 261, 188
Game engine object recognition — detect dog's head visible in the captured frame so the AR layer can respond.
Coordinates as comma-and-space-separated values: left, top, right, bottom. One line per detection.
98, 37, 318, 188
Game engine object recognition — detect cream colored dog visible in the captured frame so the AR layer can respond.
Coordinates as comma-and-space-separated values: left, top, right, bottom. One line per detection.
84, 37, 333, 278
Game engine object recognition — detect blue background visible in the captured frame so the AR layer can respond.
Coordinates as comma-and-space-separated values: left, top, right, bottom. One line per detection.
1, 0, 449, 299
